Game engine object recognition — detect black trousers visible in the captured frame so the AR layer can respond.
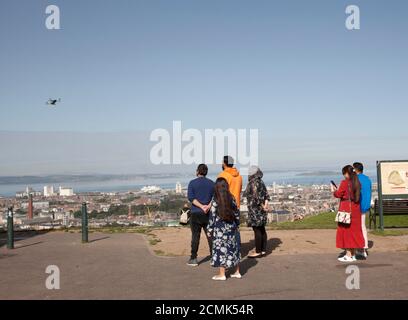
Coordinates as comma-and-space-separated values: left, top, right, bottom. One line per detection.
252, 226, 267, 253
190, 213, 212, 259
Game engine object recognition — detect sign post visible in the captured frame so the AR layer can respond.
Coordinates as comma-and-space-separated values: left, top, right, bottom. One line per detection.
376, 160, 408, 231
377, 161, 385, 231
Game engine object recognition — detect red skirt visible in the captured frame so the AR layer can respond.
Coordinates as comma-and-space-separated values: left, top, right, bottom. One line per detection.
336, 202, 365, 249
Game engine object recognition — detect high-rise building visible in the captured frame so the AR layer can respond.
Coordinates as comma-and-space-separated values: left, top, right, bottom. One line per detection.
59, 187, 74, 197
175, 182, 182, 194
27, 194, 33, 220
128, 204, 132, 219
44, 185, 54, 197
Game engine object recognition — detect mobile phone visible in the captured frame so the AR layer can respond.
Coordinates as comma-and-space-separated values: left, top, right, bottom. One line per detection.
330, 180, 337, 188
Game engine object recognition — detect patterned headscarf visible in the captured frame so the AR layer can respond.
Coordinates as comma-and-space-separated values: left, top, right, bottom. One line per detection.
248, 165, 263, 181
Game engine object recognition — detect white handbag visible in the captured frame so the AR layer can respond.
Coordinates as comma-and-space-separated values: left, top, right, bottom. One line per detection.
335, 211, 351, 224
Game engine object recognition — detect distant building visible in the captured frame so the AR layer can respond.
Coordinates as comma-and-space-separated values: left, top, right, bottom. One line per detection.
141, 186, 161, 194
100, 205, 110, 212
16, 187, 41, 198
59, 187, 74, 197
21, 201, 50, 210
175, 182, 182, 194
62, 213, 70, 227
43, 185, 55, 197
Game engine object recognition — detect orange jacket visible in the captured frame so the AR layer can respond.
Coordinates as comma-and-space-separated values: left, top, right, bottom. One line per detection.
218, 167, 243, 207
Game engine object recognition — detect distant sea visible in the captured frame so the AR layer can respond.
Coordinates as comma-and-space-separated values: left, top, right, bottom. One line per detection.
0, 170, 377, 197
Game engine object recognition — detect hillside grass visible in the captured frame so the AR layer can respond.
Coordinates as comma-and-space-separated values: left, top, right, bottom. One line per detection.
268, 212, 408, 232
268, 212, 337, 230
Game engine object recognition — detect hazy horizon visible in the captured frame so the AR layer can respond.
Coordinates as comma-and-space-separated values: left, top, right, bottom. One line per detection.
0, 129, 402, 176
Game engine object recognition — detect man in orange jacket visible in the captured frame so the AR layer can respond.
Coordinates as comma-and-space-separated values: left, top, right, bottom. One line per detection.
218, 155, 243, 207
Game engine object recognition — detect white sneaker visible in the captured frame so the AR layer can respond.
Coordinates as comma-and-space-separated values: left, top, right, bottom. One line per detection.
338, 255, 354, 263
231, 273, 242, 279
212, 275, 227, 281
362, 250, 368, 258
352, 255, 357, 261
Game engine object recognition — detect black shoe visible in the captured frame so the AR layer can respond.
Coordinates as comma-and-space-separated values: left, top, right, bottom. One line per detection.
187, 258, 199, 266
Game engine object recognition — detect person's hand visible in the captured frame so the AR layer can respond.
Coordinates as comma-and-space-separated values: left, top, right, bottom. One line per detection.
201, 204, 211, 214
262, 203, 269, 212
330, 184, 337, 193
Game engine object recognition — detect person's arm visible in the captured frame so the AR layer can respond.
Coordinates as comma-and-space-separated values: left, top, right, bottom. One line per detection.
243, 180, 252, 200
207, 206, 215, 237
368, 179, 373, 205
234, 202, 241, 225
263, 199, 269, 212
187, 182, 195, 204
189, 183, 206, 212
192, 199, 209, 213
260, 181, 270, 211
362, 179, 373, 212
333, 180, 346, 199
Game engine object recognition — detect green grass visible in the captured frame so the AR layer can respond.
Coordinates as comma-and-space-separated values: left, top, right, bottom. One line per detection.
148, 238, 162, 246
370, 229, 408, 237
96, 226, 156, 234
381, 215, 408, 229
268, 212, 337, 230
154, 249, 165, 256
267, 211, 408, 233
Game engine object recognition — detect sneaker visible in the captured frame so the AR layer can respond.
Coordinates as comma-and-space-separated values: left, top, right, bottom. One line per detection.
352, 255, 357, 261
338, 250, 347, 258
187, 258, 198, 267
248, 252, 263, 258
212, 275, 227, 281
231, 273, 242, 279
355, 250, 367, 260
362, 250, 368, 258
338, 255, 354, 263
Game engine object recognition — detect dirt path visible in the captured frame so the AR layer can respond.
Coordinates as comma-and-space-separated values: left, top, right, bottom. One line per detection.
1, 231, 408, 299
150, 227, 408, 257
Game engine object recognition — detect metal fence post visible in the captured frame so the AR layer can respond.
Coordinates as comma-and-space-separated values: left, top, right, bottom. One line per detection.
7, 207, 14, 249
81, 202, 88, 243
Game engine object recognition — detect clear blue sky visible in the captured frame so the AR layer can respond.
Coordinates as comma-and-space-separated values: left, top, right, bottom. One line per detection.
0, 0, 407, 175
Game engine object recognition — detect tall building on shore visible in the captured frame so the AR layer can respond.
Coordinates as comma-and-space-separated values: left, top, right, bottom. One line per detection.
128, 204, 132, 219
59, 187, 74, 197
27, 194, 33, 220
44, 185, 54, 197
175, 182, 182, 194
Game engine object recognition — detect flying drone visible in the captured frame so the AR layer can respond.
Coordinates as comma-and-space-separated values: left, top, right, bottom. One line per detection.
46, 98, 61, 106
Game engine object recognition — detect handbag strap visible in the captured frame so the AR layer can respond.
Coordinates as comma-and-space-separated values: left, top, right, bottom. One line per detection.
347, 181, 353, 213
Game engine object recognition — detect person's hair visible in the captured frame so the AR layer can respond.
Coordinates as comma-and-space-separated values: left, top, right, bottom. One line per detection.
214, 178, 235, 222
223, 155, 234, 168
342, 165, 361, 203
353, 162, 364, 173
196, 164, 208, 176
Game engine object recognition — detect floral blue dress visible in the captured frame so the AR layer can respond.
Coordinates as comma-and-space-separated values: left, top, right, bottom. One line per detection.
207, 200, 241, 269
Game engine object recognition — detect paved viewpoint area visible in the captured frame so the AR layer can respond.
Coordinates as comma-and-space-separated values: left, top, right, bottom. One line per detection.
1, 230, 408, 300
